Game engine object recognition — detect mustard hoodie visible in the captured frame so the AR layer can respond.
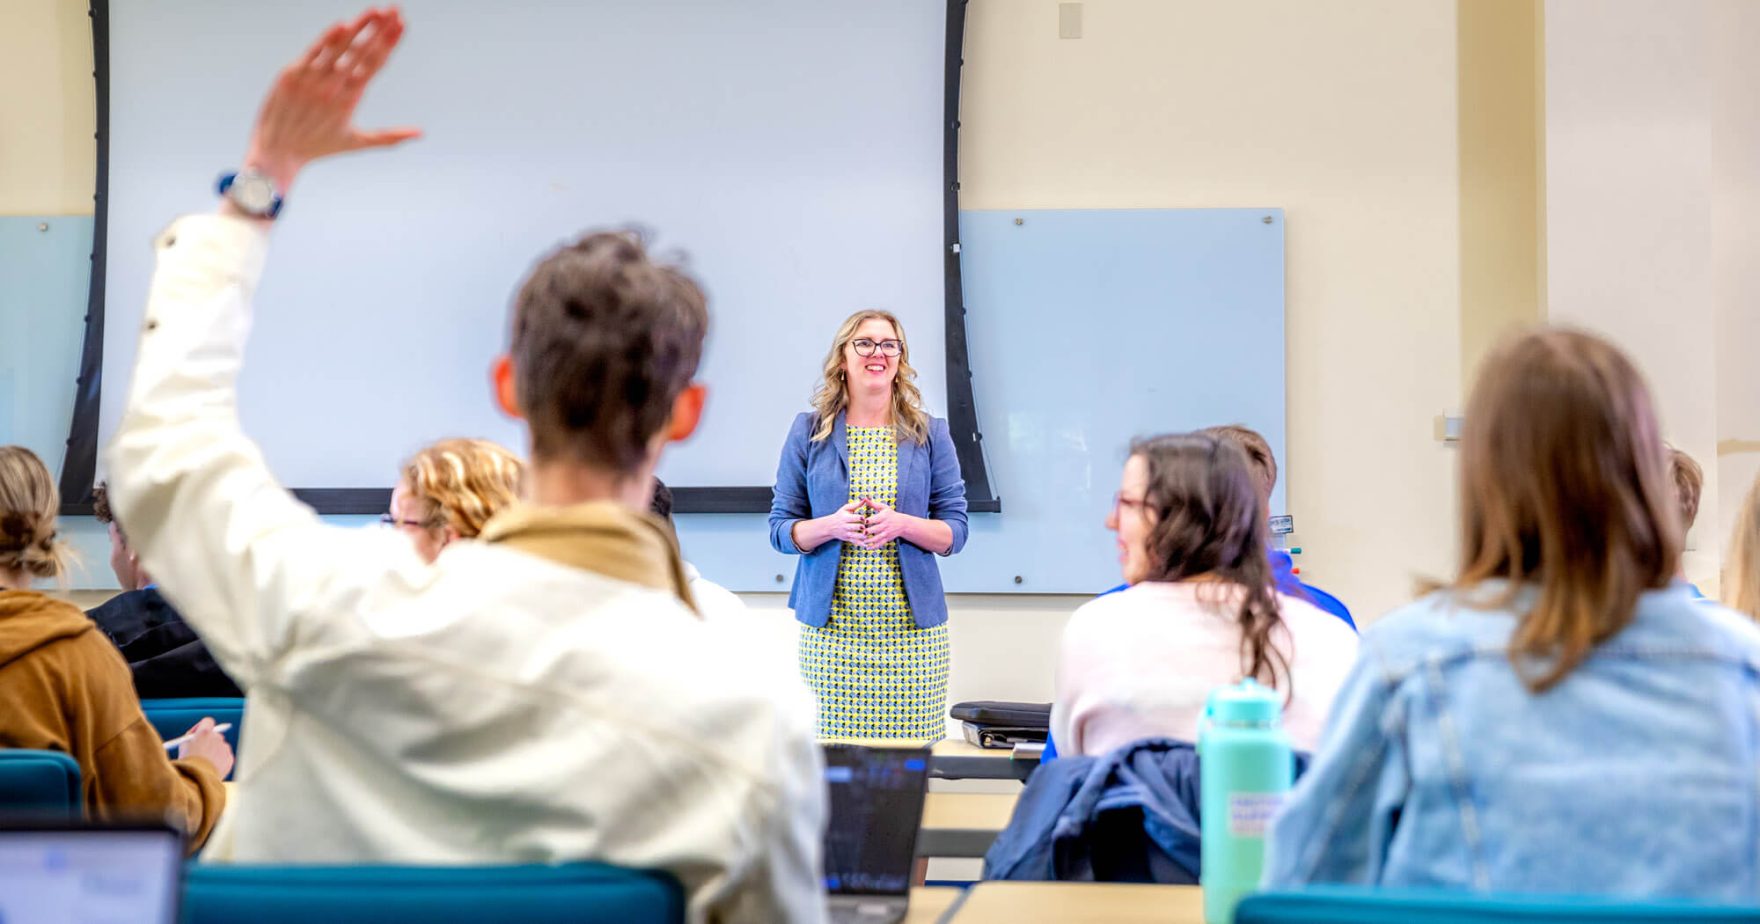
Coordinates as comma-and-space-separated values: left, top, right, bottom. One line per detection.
0, 590, 224, 851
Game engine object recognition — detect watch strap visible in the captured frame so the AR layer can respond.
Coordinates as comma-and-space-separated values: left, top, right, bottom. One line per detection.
216, 171, 284, 219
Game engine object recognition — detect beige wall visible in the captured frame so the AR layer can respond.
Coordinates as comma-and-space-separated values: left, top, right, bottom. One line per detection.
0, 0, 95, 215
1543, 0, 1760, 593
1458, 0, 1545, 389
959, 0, 1464, 621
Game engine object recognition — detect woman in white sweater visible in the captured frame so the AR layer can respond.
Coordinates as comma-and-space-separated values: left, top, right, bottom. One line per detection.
1051, 432, 1359, 755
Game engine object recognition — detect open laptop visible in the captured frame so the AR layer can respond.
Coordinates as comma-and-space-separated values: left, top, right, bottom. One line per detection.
0, 823, 182, 924
822, 744, 932, 924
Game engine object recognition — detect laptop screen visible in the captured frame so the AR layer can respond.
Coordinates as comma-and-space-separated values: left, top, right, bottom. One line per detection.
822, 745, 931, 897
0, 826, 182, 924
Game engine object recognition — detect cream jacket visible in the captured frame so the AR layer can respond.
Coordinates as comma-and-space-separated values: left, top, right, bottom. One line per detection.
108, 214, 826, 924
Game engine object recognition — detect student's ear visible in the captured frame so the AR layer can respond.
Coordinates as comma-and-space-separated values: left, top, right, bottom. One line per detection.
491, 355, 522, 419
666, 383, 707, 443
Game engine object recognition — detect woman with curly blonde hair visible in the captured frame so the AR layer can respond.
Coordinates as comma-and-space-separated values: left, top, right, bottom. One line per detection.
769, 310, 969, 739
386, 438, 526, 563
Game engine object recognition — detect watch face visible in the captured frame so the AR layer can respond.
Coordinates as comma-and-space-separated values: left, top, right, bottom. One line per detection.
231, 173, 276, 213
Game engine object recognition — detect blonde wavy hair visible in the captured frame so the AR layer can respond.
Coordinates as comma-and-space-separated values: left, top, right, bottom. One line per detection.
1724, 473, 1760, 621
0, 446, 72, 585
809, 310, 930, 445
399, 439, 527, 539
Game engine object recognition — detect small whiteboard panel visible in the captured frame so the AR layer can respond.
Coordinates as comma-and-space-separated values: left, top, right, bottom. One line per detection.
0, 217, 93, 478
678, 208, 1285, 595
939, 208, 1286, 594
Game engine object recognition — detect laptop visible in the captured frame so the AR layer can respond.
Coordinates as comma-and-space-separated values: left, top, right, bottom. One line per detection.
0, 823, 182, 924
822, 745, 932, 924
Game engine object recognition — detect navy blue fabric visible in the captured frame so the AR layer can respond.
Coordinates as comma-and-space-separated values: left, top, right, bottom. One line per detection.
768, 410, 968, 628
181, 863, 684, 924
0, 749, 81, 818
984, 738, 1308, 884
89, 588, 243, 698
984, 738, 1203, 883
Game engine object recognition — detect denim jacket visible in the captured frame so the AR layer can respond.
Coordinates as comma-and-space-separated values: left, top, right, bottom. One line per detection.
1264, 581, 1760, 900
768, 410, 968, 629
983, 738, 1204, 884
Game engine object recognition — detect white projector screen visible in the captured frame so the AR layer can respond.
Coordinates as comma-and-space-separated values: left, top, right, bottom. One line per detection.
99, 0, 949, 496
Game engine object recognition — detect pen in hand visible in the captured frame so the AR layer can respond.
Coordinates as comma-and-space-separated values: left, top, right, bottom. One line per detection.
162, 723, 232, 751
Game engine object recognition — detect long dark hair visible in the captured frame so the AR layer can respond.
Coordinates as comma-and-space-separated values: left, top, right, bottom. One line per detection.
1132, 432, 1289, 693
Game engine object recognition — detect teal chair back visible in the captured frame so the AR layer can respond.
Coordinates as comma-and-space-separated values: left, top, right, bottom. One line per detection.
141, 698, 245, 752
1238, 887, 1760, 923
181, 863, 686, 924
0, 749, 81, 818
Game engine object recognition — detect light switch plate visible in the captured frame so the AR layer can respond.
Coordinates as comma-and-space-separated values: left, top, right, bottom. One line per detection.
1059, 2, 1082, 39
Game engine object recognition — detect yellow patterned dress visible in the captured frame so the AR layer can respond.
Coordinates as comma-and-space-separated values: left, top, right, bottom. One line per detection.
800, 425, 951, 740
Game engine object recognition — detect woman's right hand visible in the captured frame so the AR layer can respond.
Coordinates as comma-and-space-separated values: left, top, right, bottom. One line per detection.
793, 501, 870, 551
177, 717, 236, 780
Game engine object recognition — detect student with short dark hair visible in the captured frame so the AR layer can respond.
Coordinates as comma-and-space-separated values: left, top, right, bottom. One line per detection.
0, 447, 230, 852
1265, 328, 1760, 898
105, 11, 822, 921
88, 482, 242, 698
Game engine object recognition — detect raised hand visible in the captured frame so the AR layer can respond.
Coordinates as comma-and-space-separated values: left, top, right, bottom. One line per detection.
239, 7, 421, 197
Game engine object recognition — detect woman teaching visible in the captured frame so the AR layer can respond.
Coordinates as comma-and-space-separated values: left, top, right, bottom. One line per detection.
770, 310, 969, 739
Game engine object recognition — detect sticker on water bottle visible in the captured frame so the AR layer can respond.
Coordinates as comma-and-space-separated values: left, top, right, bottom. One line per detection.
1227, 792, 1284, 837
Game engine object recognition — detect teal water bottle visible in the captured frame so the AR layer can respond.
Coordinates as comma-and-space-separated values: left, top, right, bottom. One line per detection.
1198, 678, 1292, 924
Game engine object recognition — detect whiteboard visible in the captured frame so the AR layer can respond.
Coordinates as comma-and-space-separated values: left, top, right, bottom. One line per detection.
0, 217, 93, 476
676, 208, 1287, 594
99, 0, 948, 489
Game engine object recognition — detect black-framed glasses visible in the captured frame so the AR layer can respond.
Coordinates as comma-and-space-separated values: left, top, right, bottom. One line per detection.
852, 338, 903, 358
380, 513, 429, 529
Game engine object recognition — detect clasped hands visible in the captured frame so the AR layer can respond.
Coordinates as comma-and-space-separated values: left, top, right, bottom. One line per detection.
825, 497, 913, 550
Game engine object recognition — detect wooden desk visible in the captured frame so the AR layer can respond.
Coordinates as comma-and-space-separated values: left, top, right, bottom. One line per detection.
947, 882, 1205, 923
916, 791, 1018, 858
929, 738, 1041, 782
903, 886, 963, 924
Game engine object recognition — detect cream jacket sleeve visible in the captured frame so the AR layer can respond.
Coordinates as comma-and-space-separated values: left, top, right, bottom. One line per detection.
107, 214, 424, 687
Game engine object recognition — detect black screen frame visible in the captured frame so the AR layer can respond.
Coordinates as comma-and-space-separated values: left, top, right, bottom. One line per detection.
60, 0, 999, 516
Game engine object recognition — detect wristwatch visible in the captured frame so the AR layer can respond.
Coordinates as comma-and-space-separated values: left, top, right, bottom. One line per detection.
217, 169, 284, 220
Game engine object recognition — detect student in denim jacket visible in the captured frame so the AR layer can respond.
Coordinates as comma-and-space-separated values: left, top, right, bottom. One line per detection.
1265, 328, 1760, 900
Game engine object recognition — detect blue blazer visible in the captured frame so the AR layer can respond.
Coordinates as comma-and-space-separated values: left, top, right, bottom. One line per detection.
769, 410, 969, 628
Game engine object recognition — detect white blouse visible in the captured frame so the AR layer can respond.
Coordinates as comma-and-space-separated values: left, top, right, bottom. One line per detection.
1051, 581, 1360, 755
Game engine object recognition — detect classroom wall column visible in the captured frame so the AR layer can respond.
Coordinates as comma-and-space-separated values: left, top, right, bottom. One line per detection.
1710, 0, 1760, 586
1542, 0, 1747, 591
1457, 0, 1545, 392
